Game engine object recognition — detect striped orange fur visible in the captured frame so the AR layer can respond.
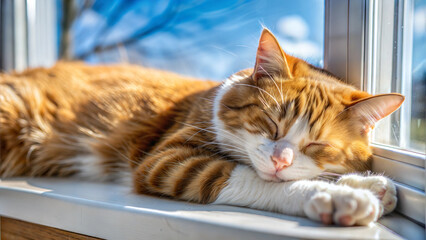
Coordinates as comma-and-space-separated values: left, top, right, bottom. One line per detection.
0, 29, 403, 211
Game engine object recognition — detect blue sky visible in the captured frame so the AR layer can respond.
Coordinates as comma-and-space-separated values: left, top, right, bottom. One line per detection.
69, 0, 325, 80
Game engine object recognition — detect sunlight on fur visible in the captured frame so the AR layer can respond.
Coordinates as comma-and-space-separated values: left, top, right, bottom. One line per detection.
0, 28, 404, 226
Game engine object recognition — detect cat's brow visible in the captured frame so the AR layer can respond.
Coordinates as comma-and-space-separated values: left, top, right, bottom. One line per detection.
257, 64, 284, 103
232, 83, 281, 111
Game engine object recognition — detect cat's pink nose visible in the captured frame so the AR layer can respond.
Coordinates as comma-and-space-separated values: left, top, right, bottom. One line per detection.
271, 143, 294, 171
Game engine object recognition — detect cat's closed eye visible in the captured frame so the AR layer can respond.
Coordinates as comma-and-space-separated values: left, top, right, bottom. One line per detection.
303, 142, 342, 161
252, 105, 279, 139
264, 113, 278, 140
303, 142, 332, 153
305, 142, 329, 148
224, 103, 278, 139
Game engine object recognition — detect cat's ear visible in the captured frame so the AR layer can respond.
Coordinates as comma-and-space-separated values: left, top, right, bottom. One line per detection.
253, 28, 293, 82
347, 93, 405, 133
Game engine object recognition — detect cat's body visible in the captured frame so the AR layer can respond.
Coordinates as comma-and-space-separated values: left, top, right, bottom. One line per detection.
0, 29, 403, 226
0, 62, 219, 181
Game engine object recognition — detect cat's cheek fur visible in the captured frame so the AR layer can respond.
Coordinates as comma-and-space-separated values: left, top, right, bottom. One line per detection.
240, 131, 276, 175
212, 73, 251, 164
276, 154, 323, 181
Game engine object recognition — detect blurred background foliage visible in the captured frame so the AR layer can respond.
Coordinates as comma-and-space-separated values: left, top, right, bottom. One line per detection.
58, 0, 325, 80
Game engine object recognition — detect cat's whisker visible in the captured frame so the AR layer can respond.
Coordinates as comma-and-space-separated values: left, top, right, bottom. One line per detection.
200, 145, 247, 159
198, 140, 247, 155
189, 120, 214, 125
225, 153, 250, 158
200, 142, 247, 156
177, 121, 247, 144
209, 46, 253, 67
320, 172, 342, 177
204, 147, 246, 160
258, 94, 271, 110
102, 141, 146, 166
257, 64, 284, 105
316, 176, 333, 182
317, 173, 340, 182
183, 128, 205, 144
233, 83, 281, 110
203, 138, 247, 151
205, 126, 246, 143
317, 175, 335, 180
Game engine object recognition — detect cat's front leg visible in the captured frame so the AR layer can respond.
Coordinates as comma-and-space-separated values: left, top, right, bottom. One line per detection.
336, 174, 397, 216
214, 165, 381, 226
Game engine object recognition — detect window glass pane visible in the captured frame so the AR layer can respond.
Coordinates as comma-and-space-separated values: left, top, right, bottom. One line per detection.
410, 0, 426, 152
371, 0, 426, 154
59, 0, 324, 81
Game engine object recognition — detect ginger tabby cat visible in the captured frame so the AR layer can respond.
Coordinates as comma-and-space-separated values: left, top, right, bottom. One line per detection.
0, 29, 404, 226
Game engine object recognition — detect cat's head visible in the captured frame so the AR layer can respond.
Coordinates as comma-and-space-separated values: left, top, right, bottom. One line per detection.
213, 29, 404, 182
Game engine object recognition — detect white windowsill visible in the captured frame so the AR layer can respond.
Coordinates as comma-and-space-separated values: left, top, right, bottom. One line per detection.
0, 178, 410, 240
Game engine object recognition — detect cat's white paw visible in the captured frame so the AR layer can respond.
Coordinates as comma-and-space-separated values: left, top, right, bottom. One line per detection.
304, 188, 380, 226
337, 175, 397, 215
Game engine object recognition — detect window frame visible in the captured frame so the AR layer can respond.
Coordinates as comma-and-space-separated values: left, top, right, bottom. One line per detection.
0, 0, 57, 72
324, 0, 425, 231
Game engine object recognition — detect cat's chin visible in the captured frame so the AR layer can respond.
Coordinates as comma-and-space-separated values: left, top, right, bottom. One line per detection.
256, 171, 284, 182
257, 169, 316, 182
267, 176, 283, 182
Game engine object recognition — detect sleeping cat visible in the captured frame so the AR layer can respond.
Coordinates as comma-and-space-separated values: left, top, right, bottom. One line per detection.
0, 29, 403, 226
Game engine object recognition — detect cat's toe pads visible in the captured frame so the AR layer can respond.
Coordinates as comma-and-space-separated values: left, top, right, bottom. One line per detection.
337, 175, 397, 215
304, 192, 333, 224
304, 189, 380, 226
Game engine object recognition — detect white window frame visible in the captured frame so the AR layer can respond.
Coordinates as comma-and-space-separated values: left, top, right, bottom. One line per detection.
0, 0, 57, 72
324, 0, 425, 237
